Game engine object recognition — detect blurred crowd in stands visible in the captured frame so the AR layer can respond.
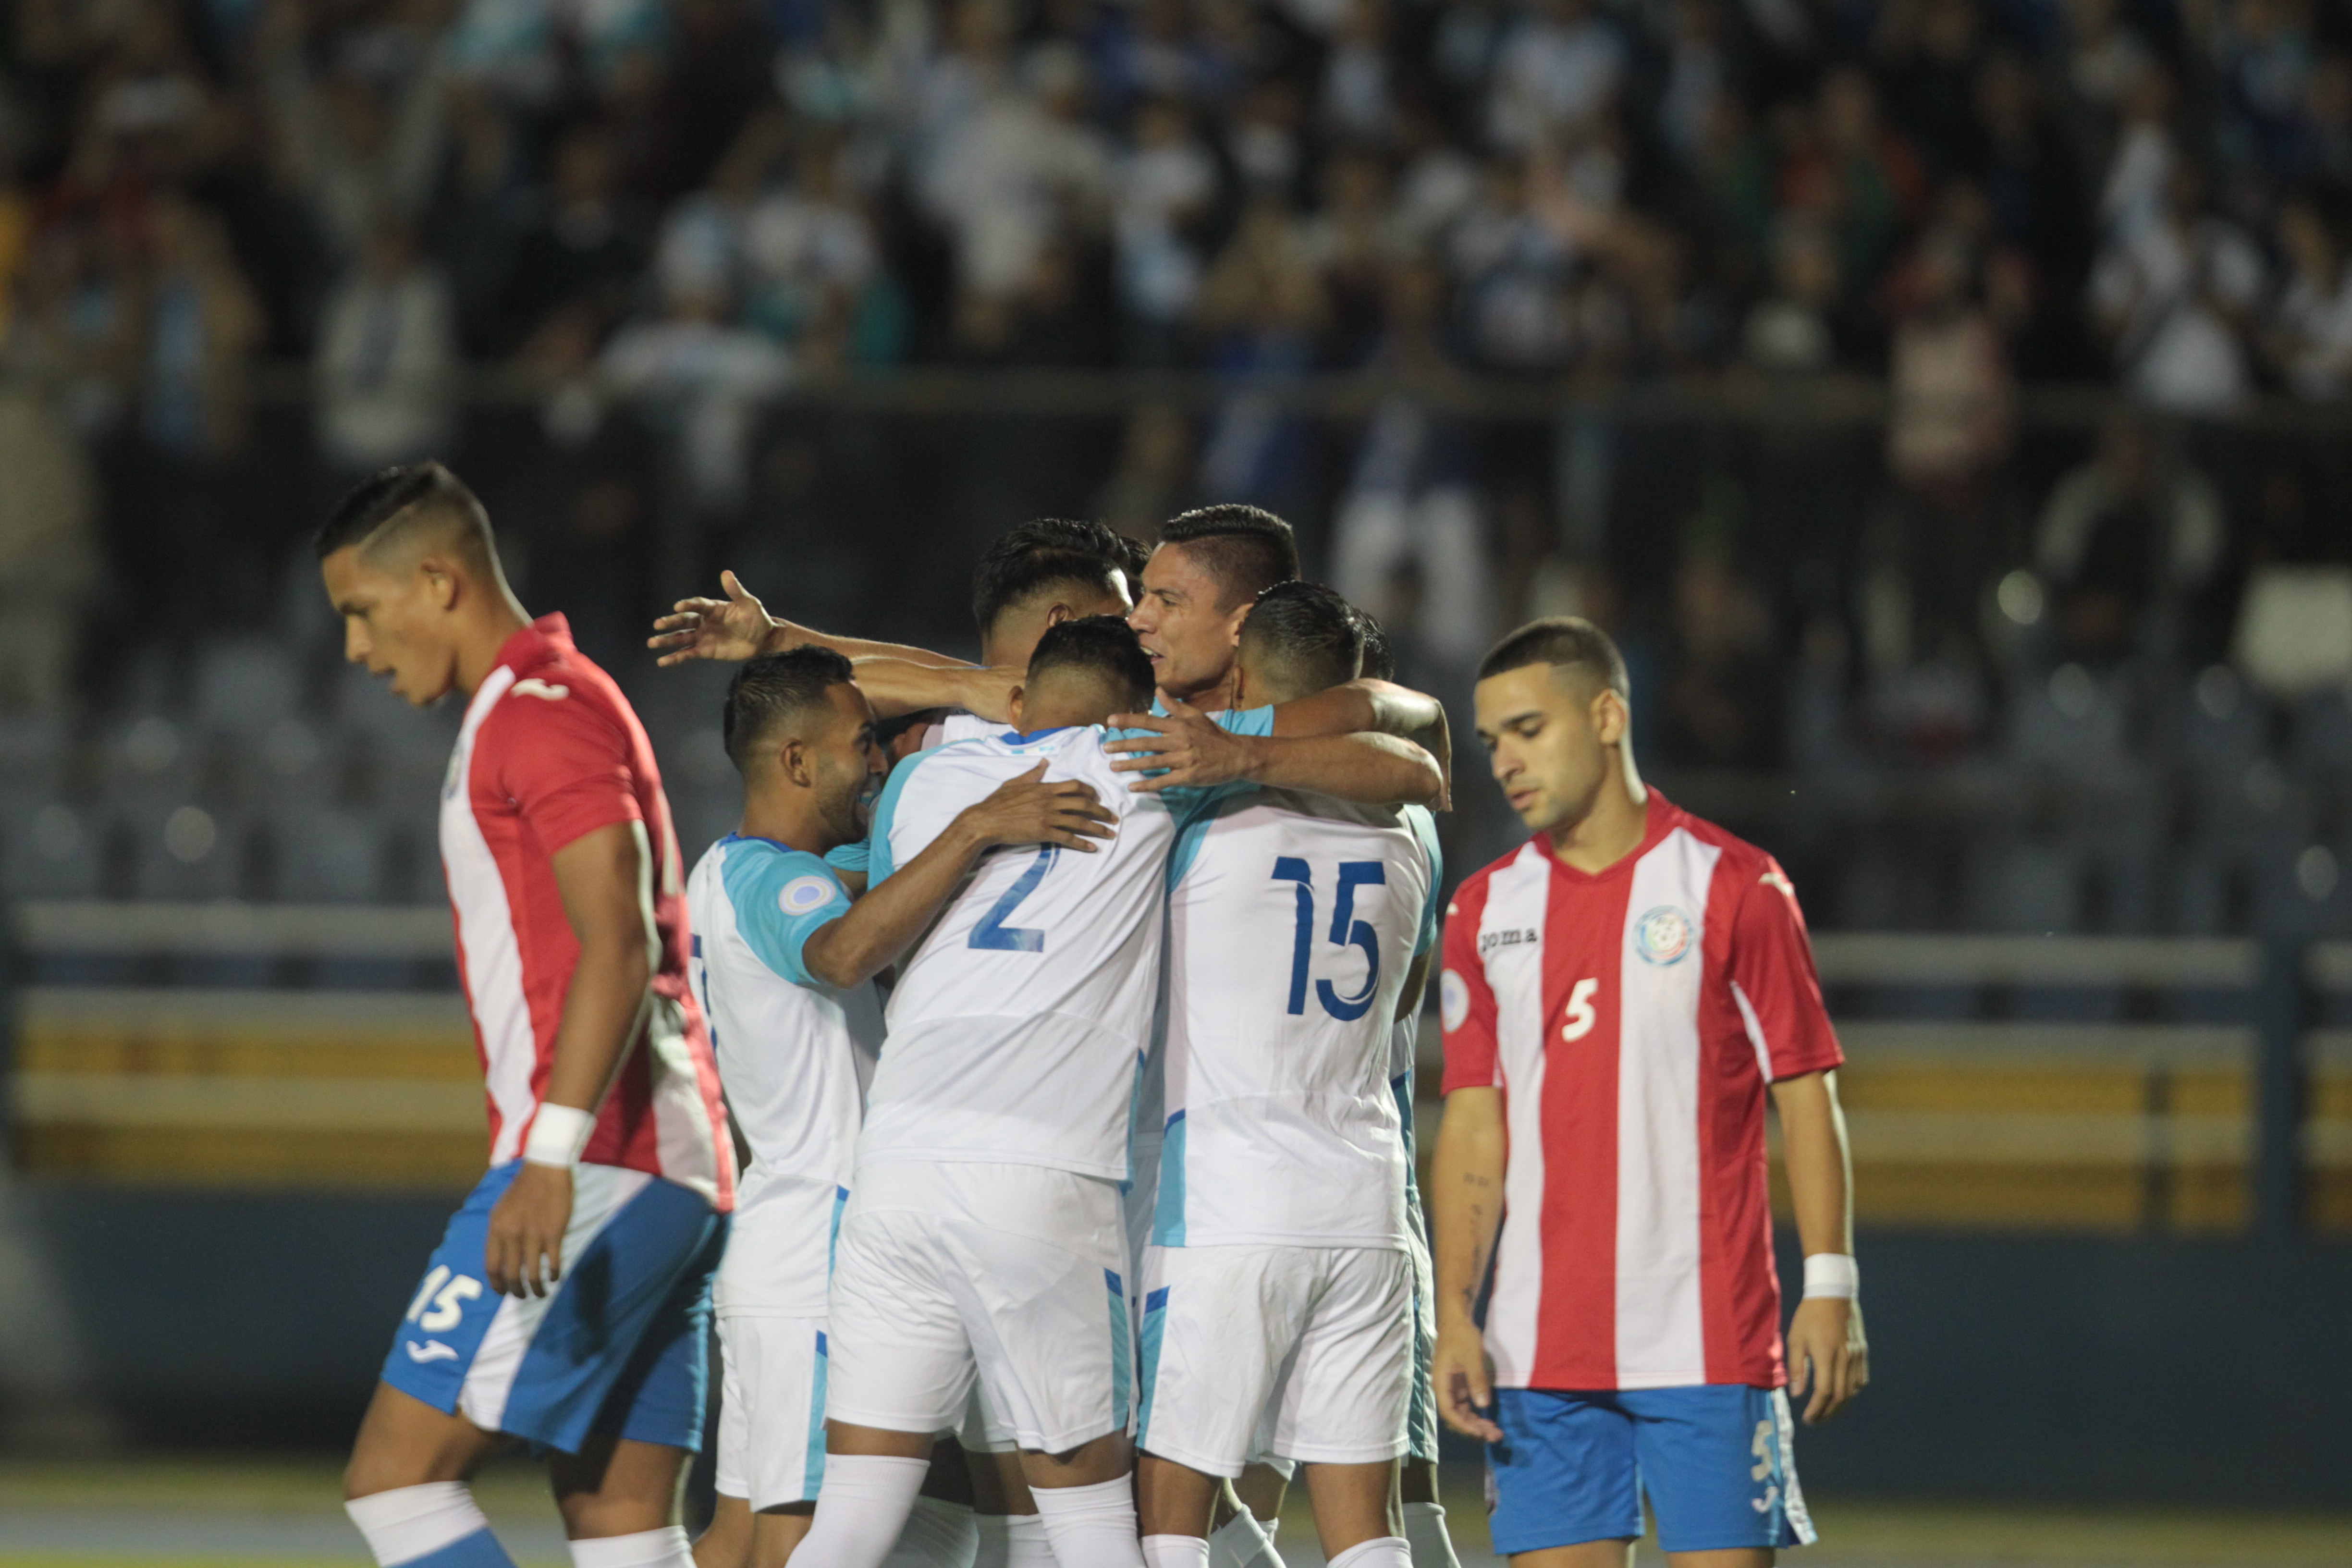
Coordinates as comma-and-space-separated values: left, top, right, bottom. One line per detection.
2, 0, 2352, 931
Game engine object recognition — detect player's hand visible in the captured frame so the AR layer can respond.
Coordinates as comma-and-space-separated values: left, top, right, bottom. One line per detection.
1786, 1296, 1868, 1423
486, 1161, 574, 1298
648, 570, 781, 667
955, 666, 1024, 723
1433, 1317, 1503, 1443
1103, 698, 1258, 792
957, 762, 1117, 852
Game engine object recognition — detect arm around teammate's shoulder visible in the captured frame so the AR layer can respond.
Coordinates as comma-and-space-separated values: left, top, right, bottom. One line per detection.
1104, 698, 1446, 806
1267, 678, 1452, 788
799, 762, 1117, 988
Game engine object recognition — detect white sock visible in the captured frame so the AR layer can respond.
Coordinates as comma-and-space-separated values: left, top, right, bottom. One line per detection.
1325, 1539, 1410, 1568
1142, 1535, 1212, 1568
568, 1526, 692, 1568
1205, 1509, 1283, 1568
1401, 1503, 1458, 1568
972, 1511, 1054, 1568
797, 1454, 933, 1568
1029, 1476, 1147, 1568
345, 1482, 509, 1567
885, 1496, 980, 1568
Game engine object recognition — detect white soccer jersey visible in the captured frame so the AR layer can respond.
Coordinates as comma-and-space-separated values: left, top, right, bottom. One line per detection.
1152, 788, 1441, 1248
919, 710, 999, 750
856, 725, 1188, 1180
686, 835, 883, 1316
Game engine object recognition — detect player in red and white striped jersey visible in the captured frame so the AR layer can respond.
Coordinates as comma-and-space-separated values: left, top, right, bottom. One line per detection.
1432, 618, 1867, 1568
322, 463, 732, 1568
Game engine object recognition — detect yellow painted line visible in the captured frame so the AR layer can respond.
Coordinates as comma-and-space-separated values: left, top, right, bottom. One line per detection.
12, 1075, 483, 1133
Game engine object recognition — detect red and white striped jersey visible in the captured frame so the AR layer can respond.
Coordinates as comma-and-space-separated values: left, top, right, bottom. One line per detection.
1439, 792, 1839, 1392
441, 614, 733, 1208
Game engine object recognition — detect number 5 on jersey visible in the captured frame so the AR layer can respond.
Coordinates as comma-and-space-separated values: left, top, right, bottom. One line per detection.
1559, 977, 1599, 1041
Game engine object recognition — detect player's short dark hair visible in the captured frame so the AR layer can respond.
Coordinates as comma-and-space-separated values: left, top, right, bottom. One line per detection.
1026, 615, 1156, 710
315, 461, 491, 561
1238, 582, 1364, 697
1354, 607, 1395, 683
1477, 617, 1630, 699
1157, 504, 1301, 610
971, 518, 1143, 636
723, 646, 858, 772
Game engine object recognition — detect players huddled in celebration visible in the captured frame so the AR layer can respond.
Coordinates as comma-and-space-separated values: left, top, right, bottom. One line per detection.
323, 463, 1863, 1568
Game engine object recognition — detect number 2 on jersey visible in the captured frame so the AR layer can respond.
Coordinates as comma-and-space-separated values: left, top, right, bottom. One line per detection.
970, 845, 1059, 952
1271, 857, 1386, 1020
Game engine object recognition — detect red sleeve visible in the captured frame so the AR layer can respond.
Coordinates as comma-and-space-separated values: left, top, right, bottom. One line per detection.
491, 690, 644, 855
1728, 856, 1843, 1080
1438, 877, 1503, 1094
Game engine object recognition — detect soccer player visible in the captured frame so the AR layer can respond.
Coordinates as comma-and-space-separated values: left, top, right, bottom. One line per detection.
684, 648, 1117, 1568
1134, 584, 1441, 1568
793, 619, 1444, 1568
1432, 618, 1870, 1568
323, 463, 733, 1568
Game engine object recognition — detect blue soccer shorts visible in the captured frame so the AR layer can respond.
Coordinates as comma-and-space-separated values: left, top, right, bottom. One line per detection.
1486, 1385, 1816, 1555
381, 1160, 728, 1455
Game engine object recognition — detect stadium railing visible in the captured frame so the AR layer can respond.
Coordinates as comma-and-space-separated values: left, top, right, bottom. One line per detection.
7, 902, 2350, 1232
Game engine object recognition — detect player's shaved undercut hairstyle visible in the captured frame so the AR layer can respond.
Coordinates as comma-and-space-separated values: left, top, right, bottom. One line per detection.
314, 461, 497, 566
971, 518, 1145, 636
1158, 504, 1301, 609
1239, 582, 1365, 698
1477, 616, 1631, 700
1026, 615, 1156, 711
1354, 607, 1395, 683
723, 646, 858, 773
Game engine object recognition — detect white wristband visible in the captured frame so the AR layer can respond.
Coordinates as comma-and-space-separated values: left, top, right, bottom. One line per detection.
523, 1104, 596, 1169
1802, 1253, 1858, 1300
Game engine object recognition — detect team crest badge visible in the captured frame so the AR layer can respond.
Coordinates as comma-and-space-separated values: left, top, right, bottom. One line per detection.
1633, 905, 1694, 966
779, 875, 835, 915
1439, 968, 1470, 1033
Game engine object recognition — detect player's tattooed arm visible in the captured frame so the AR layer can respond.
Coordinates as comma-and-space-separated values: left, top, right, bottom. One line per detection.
486, 821, 660, 1299
1105, 698, 1446, 807
1265, 679, 1453, 790
849, 658, 1021, 722
1430, 1084, 1506, 1442
1774, 1067, 1869, 1423
649, 570, 971, 670
799, 763, 1116, 988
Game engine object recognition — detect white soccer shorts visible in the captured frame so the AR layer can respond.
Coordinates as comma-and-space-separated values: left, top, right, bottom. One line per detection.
824, 1161, 1133, 1455
1138, 1243, 1413, 1476
1404, 1196, 1440, 1464
714, 1314, 827, 1510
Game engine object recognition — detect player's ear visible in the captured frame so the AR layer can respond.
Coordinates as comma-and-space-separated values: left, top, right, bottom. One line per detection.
419, 555, 461, 611
780, 735, 814, 787
1592, 688, 1629, 747
1008, 684, 1028, 731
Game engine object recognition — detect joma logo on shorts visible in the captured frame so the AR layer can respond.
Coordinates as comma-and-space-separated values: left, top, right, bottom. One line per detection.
1480, 928, 1540, 956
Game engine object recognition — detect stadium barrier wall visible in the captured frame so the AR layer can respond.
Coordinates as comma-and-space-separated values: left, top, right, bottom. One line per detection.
4, 905, 2349, 1501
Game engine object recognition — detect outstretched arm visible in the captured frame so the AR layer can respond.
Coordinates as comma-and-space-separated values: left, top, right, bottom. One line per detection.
650, 570, 973, 670
849, 658, 1022, 723
1105, 699, 1446, 807
799, 765, 1115, 987
1268, 678, 1452, 786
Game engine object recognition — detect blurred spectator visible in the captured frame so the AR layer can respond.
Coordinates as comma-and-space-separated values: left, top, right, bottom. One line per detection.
493, 123, 649, 358
2033, 413, 2225, 664
2266, 199, 2352, 400
313, 221, 457, 473
140, 195, 263, 460
0, 387, 98, 713
1487, 0, 1625, 152
1113, 98, 1216, 364
260, 0, 447, 264
1094, 404, 1200, 535
2090, 163, 2266, 413
1741, 218, 1842, 371
600, 278, 790, 510
1330, 259, 1492, 669
1659, 546, 1779, 768
1197, 195, 1324, 508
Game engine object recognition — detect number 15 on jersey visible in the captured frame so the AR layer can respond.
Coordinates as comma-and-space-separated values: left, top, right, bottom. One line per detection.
1273, 857, 1386, 1021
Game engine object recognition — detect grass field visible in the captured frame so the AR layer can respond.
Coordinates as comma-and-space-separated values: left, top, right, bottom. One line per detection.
2, 1458, 2349, 1568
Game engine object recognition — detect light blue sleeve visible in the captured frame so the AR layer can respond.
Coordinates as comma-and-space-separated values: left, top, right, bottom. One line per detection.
718, 841, 853, 989
826, 839, 870, 877
865, 747, 941, 888
1215, 705, 1276, 738
1406, 805, 1444, 959
1107, 726, 1253, 822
